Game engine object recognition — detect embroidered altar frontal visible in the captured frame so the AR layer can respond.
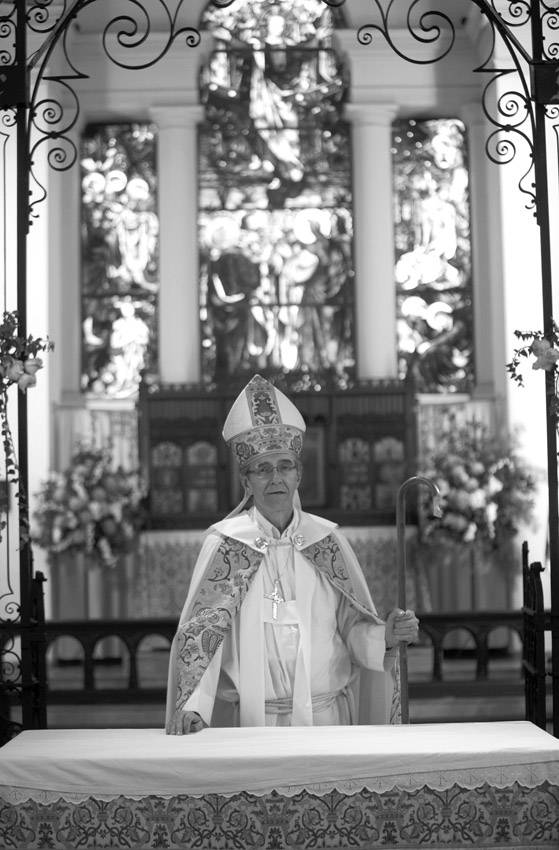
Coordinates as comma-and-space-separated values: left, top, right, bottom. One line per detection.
1, 722, 558, 850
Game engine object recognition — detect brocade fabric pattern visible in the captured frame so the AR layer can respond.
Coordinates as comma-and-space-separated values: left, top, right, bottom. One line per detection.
302, 534, 381, 620
1, 782, 557, 849
246, 376, 282, 426
231, 424, 304, 466
174, 531, 385, 711
174, 537, 264, 708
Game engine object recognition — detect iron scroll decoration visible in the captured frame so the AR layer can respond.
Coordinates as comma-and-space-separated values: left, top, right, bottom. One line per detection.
2, 0, 204, 223
0, 0, 554, 224
1, 0, 559, 739
2, 0, 557, 224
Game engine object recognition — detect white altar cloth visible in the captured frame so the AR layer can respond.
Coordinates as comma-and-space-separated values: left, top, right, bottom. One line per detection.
1, 721, 558, 803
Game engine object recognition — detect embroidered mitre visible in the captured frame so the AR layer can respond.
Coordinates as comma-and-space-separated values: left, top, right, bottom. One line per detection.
222, 374, 306, 468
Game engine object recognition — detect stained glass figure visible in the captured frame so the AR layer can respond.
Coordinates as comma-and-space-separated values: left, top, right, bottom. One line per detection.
392, 119, 473, 392
81, 123, 159, 398
199, 0, 354, 387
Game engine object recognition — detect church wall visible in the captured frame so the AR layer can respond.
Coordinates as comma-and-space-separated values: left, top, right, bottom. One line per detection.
35, 15, 552, 612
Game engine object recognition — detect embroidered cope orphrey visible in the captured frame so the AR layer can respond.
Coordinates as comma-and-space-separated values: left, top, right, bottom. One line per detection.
174, 533, 384, 713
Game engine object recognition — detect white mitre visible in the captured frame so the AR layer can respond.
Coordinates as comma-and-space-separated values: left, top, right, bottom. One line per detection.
222, 374, 306, 470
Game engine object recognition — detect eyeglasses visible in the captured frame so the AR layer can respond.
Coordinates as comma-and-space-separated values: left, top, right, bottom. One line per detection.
247, 460, 298, 480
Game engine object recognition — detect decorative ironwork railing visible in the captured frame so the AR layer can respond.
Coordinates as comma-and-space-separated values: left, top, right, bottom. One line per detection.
0, 573, 47, 745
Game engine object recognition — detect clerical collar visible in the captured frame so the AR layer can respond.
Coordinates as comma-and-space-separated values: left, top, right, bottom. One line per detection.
250, 505, 300, 540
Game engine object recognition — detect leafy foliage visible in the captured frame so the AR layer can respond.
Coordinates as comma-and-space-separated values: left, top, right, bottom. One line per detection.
506, 324, 559, 422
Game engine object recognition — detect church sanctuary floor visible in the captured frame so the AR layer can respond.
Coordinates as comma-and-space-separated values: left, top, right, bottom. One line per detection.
43, 644, 538, 730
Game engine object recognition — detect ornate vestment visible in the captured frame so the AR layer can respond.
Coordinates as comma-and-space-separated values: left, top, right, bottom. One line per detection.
166, 509, 400, 728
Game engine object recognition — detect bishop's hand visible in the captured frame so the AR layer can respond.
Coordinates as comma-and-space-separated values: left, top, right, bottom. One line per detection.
166, 710, 206, 735
385, 608, 419, 649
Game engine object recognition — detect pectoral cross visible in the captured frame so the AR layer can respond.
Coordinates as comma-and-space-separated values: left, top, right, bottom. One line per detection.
264, 579, 285, 620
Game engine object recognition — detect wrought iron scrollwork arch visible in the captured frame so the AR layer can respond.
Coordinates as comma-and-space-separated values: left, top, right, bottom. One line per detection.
6, 0, 557, 222
318, 0, 559, 217
10, 0, 202, 222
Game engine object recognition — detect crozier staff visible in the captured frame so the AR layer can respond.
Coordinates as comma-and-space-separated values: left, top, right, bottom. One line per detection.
166, 374, 418, 734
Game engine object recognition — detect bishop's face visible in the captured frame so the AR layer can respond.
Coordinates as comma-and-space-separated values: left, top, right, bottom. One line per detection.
243, 451, 301, 519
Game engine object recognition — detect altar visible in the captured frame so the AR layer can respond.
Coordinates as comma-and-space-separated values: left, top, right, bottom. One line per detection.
1, 721, 558, 849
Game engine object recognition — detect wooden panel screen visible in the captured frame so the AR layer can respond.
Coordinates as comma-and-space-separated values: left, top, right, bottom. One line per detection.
138, 379, 416, 529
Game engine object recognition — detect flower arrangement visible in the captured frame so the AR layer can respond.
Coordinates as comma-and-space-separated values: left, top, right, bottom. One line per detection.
33, 444, 146, 567
0, 310, 53, 541
507, 324, 559, 421
420, 413, 536, 553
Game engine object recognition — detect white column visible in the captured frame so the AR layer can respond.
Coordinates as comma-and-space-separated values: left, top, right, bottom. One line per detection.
460, 101, 496, 398
150, 105, 204, 383
345, 103, 399, 379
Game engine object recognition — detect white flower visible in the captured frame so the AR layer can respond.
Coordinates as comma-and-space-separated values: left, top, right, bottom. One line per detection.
463, 522, 477, 543
444, 512, 468, 531
18, 373, 37, 391
531, 338, 559, 370
451, 465, 469, 486
485, 502, 498, 524
110, 502, 123, 522
469, 489, 487, 510
89, 501, 101, 521
24, 357, 43, 376
486, 475, 503, 496
450, 489, 470, 511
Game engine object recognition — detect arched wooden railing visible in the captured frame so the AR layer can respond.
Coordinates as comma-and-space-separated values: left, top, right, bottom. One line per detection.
2, 608, 551, 725
37, 612, 529, 705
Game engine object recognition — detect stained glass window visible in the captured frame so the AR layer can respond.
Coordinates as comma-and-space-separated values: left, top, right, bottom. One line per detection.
392, 118, 473, 392
199, 0, 354, 388
81, 123, 159, 398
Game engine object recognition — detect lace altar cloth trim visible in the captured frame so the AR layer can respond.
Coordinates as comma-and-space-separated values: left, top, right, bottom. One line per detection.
1, 783, 558, 849
1, 760, 559, 805
2, 723, 559, 804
